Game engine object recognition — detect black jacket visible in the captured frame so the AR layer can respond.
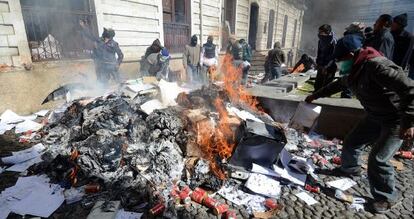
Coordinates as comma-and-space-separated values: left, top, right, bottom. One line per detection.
267, 47, 285, 67
316, 35, 336, 67
392, 30, 414, 69
365, 28, 394, 60
314, 49, 414, 127
81, 29, 123, 65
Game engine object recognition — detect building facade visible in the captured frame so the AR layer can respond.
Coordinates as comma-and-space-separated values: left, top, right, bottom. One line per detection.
1, 0, 305, 66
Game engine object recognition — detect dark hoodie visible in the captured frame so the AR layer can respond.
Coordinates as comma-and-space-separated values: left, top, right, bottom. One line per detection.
314, 47, 414, 126
316, 33, 336, 67
145, 39, 162, 58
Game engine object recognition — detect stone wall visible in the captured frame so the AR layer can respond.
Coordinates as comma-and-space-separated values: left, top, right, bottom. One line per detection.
0, 0, 30, 66
93, 0, 163, 61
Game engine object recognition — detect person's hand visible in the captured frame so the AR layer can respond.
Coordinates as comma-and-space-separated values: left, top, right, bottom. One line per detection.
305, 95, 317, 103
400, 127, 414, 140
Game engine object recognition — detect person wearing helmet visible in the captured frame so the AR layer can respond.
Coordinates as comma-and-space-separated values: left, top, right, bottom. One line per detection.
80, 20, 123, 85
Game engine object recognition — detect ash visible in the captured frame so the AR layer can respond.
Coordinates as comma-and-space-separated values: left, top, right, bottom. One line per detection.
39, 93, 187, 204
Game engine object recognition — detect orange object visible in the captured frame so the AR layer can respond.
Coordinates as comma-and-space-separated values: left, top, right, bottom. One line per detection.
398, 151, 413, 159
149, 203, 165, 216
226, 210, 237, 219
305, 184, 320, 193
204, 196, 218, 208
190, 190, 205, 204
213, 204, 229, 215
264, 198, 278, 210
84, 183, 101, 193
332, 156, 342, 165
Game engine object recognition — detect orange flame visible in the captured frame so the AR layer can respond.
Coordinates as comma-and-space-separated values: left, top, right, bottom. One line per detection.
196, 54, 262, 179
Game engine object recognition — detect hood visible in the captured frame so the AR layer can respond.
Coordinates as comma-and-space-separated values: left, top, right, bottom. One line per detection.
354, 47, 383, 66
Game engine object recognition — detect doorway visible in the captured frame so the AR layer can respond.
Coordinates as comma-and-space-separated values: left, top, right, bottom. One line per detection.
248, 3, 259, 50
267, 10, 275, 49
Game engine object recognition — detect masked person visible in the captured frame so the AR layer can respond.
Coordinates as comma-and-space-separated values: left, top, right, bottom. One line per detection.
183, 35, 201, 83
80, 20, 123, 85
365, 14, 394, 60
314, 24, 337, 93
141, 39, 163, 76
239, 39, 252, 83
146, 47, 171, 81
200, 36, 219, 83
391, 13, 414, 74
305, 34, 414, 214
267, 42, 285, 80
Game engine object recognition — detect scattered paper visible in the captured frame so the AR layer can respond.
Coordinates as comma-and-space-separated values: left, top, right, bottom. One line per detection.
290, 102, 322, 130
251, 163, 280, 178
327, 178, 357, 191
218, 182, 267, 214
245, 173, 281, 198
64, 187, 85, 204
0, 122, 15, 134
35, 110, 49, 117
140, 99, 165, 115
15, 119, 43, 134
115, 209, 143, 219
0, 175, 64, 218
0, 110, 24, 124
20, 114, 37, 121
295, 192, 318, 206
158, 79, 184, 107
2, 143, 45, 164
227, 107, 263, 123
127, 83, 154, 93
6, 156, 43, 172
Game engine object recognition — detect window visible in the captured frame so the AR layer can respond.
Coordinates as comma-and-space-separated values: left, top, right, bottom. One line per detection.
20, 0, 97, 61
281, 15, 288, 47
224, 0, 236, 34
292, 19, 298, 47
163, 0, 191, 53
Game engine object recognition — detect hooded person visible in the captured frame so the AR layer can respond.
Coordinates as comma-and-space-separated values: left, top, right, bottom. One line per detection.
200, 35, 219, 83
141, 39, 164, 76
80, 21, 123, 85
145, 39, 163, 58
314, 24, 337, 93
391, 13, 414, 73
365, 14, 395, 59
183, 35, 201, 83
306, 34, 414, 214
266, 42, 285, 80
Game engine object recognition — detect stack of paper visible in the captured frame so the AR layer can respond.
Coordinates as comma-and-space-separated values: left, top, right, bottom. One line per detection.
1, 143, 45, 172
0, 109, 44, 135
0, 175, 64, 218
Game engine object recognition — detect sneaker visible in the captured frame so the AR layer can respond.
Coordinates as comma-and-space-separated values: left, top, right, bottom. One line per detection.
372, 201, 393, 214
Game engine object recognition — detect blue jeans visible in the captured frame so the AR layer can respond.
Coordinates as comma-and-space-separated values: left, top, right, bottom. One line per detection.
341, 115, 402, 202
270, 66, 282, 80
186, 64, 198, 83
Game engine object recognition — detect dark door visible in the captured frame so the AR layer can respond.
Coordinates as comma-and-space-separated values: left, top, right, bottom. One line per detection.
248, 3, 259, 50
163, 0, 191, 53
267, 10, 275, 49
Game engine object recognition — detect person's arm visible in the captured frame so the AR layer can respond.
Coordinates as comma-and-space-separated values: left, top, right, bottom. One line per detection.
114, 42, 123, 65
79, 21, 100, 43
372, 63, 414, 129
309, 77, 348, 100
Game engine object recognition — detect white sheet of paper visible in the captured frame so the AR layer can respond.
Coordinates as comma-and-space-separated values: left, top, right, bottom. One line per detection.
2, 150, 40, 164
218, 183, 267, 214
226, 106, 263, 123
0, 175, 64, 218
140, 99, 165, 115
327, 178, 357, 191
251, 163, 280, 178
6, 156, 43, 172
15, 120, 43, 134
290, 102, 322, 129
12, 143, 45, 156
245, 173, 281, 198
20, 115, 37, 121
296, 192, 318, 206
127, 83, 154, 93
35, 110, 49, 117
115, 209, 143, 219
0, 110, 24, 124
158, 79, 183, 107
0, 122, 15, 135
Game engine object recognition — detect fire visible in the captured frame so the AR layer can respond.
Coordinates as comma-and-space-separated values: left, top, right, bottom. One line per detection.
197, 54, 262, 179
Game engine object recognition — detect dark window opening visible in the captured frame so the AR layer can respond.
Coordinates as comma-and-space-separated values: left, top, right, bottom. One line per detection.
221, 0, 237, 51
163, 0, 191, 53
292, 19, 298, 47
20, 0, 98, 62
248, 3, 259, 50
281, 15, 288, 47
267, 10, 275, 49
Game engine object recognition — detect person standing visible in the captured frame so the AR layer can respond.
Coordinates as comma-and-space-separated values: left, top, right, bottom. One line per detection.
239, 39, 252, 84
267, 42, 285, 80
314, 24, 337, 93
365, 14, 395, 59
287, 49, 294, 67
306, 34, 414, 213
183, 35, 201, 83
80, 20, 123, 85
391, 13, 414, 74
200, 35, 219, 83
